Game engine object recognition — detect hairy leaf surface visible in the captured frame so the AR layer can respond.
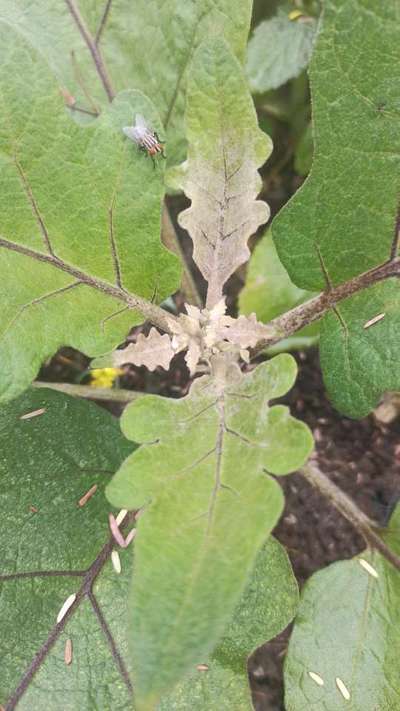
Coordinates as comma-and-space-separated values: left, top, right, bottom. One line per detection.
246, 14, 317, 93
106, 354, 313, 708
178, 39, 272, 308
0, 0, 252, 163
0, 25, 180, 402
239, 231, 318, 352
320, 282, 400, 416
0, 388, 136, 709
284, 505, 400, 710
160, 537, 299, 710
272, 0, 400, 416
114, 328, 176, 372
294, 122, 313, 177
0, 388, 299, 710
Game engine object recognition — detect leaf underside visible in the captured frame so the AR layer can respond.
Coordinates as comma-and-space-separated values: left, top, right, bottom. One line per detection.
0, 24, 180, 402
272, 0, 400, 417
106, 354, 313, 708
284, 505, 400, 711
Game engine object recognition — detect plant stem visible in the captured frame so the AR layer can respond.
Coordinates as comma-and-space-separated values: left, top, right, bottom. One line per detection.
65, 0, 115, 102
33, 381, 142, 403
0, 236, 179, 334
300, 460, 400, 573
162, 203, 203, 308
95, 0, 113, 46
253, 256, 400, 354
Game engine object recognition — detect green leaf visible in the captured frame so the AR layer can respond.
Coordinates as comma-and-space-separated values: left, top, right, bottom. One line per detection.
294, 122, 313, 176
246, 14, 317, 93
98, 0, 253, 163
0, 387, 136, 709
0, 0, 253, 163
239, 230, 318, 351
0, 388, 298, 711
0, 24, 180, 402
0, 1, 103, 115
178, 38, 272, 307
272, 0, 400, 417
284, 505, 400, 711
160, 537, 299, 710
106, 354, 313, 708
320, 282, 400, 417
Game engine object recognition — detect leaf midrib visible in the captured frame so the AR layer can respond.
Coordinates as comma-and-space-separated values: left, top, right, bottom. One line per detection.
0, 234, 174, 332
141, 393, 227, 677
2, 521, 135, 710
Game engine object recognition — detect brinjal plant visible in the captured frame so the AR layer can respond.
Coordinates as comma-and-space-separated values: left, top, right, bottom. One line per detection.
0, 1, 399, 710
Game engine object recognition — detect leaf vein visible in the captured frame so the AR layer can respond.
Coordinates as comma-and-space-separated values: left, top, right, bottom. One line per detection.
108, 196, 123, 289
14, 158, 56, 257
0, 281, 83, 343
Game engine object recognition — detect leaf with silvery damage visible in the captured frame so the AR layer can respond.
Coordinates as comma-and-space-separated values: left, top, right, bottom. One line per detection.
113, 301, 273, 375
106, 354, 313, 708
178, 39, 272, 309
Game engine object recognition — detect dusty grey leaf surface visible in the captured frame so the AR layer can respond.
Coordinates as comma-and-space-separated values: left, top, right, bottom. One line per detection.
106, 354, 313, 708
178, 38, 272, 308
114, 328, 176, 371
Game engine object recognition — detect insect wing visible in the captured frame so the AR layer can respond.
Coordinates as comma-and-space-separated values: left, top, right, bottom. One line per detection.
122, 125, 139, 143
135, 113, 148, 130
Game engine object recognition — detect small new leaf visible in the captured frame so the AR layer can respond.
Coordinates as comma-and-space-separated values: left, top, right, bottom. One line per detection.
165, 300, 272, 376
218, 313, 274, 349
114, 328, 176, 371
184, 340, 202, 376
178, 39, 272, 308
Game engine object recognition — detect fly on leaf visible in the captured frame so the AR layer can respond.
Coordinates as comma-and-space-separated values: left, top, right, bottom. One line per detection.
123, 114, 165, 167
